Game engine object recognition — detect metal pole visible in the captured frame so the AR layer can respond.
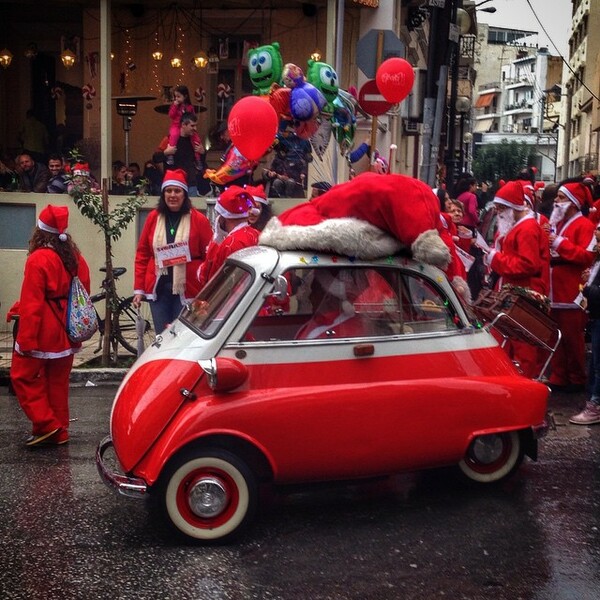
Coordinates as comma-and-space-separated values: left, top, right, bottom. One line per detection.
445, 0, 461, 195
561, 83, 572, 180
419, 6, 440, 185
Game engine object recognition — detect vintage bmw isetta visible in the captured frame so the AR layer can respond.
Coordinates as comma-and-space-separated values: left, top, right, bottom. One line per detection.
96, 246, 550, 543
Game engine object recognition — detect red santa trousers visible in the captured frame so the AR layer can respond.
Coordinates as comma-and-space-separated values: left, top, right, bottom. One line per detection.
549, 308, 588, 387
11, 353, 74, 435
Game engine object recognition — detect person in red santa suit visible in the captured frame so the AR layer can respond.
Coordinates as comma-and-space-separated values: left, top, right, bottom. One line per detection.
133, 169, 213, 334
484, 181, 550, 378
295, 269, 375, 340
548, 179, 596, 391
244, 183, 272, 231
10, 205, 91, 447
198, 186, 260, 290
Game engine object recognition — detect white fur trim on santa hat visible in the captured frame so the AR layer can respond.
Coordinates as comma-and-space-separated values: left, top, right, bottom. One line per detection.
259, 216, 402, 260
559, 184, 583, 209
410, 229, 451, 269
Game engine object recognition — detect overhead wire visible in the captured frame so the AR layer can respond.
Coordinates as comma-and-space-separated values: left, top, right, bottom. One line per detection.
524, 0, 600, 103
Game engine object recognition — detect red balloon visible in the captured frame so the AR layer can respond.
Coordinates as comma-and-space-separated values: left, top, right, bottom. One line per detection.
228, 96, 279, 161
375, 58, 415, 104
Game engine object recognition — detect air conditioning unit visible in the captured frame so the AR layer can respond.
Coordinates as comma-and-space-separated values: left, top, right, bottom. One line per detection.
400, 68, 425, 120
404, 119, 419, 135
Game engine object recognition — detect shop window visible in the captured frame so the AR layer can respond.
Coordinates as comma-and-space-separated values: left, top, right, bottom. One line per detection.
0, 204, 35, 249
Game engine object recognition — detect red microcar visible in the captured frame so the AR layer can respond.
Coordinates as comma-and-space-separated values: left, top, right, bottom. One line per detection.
97, 246, 550, 543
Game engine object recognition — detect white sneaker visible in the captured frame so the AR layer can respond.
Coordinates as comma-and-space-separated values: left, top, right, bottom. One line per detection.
569, 402, 600, 425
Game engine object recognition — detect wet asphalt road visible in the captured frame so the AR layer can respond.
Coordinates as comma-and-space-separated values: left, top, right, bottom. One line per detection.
0, 382, 599, 600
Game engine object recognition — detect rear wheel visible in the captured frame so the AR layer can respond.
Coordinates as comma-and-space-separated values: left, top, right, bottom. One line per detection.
114, 297, 154, 355
160, 448, 258, 543
458, 431, 523, 483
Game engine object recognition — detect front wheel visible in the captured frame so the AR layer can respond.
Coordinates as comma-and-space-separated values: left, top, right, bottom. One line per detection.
114, 297, 154, 355
458, 431, 523, 483
160, 448, 258, 543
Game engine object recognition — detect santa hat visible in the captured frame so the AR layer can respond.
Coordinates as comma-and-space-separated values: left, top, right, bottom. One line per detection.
244, 184, 269, 205
583, 173, 595, 186
559, 182, 593, 210
216, 185, 257, 219
38, 204, 69, 241
519, 180, 535, 208
493, 180, 527, 211
260, 172, 450, 267
534, 181, 545, 191
72, 162, 90, 176
161, 168, 188, 192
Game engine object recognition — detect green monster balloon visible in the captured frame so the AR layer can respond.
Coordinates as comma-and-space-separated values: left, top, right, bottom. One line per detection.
306, 59, 340, 111
248, 42, 284, 96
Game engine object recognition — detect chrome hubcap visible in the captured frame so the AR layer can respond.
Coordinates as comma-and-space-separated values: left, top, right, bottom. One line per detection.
470, 435, 503, 464
188, 477, 228, 518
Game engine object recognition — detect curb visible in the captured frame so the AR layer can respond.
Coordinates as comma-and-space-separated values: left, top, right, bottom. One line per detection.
70, 368, 128, 385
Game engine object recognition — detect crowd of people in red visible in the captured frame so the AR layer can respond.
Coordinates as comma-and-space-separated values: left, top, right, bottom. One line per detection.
8, 161, 600, 447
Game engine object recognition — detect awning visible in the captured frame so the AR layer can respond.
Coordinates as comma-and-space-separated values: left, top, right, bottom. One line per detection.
474, 118, 494, 133
475, 93, 496, 108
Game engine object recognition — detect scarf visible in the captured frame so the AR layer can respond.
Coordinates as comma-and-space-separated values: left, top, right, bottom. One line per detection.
152, 211, 191, 296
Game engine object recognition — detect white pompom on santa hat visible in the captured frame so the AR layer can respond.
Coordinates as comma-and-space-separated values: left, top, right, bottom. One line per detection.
216, 185, 259, 219
38, 204, 69, 241
493, 180, 528, 211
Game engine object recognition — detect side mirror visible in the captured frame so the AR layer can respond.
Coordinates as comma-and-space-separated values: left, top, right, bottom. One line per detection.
198, 357, 249, 392
270, 274, 288, 299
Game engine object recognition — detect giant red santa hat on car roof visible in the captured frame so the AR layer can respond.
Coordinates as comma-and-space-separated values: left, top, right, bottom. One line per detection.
260, 172, 451, 267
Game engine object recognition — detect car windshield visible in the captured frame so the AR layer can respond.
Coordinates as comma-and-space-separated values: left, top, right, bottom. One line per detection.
180, 263, 253, 338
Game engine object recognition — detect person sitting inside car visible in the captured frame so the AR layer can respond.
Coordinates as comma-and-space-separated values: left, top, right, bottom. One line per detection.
295, 269, 375, 340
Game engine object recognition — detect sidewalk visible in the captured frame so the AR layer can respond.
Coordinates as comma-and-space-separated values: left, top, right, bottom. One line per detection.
0, 328, 128, 385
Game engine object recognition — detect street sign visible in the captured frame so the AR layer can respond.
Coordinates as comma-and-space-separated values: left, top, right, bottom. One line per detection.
356, 29, 405, 78
358, 79, 393, 116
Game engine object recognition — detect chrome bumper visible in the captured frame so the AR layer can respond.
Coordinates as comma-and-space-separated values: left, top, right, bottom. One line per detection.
96, 435, 148, 498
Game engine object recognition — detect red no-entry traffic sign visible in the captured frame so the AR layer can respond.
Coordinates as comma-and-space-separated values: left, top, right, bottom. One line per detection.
358, 79, 393, 116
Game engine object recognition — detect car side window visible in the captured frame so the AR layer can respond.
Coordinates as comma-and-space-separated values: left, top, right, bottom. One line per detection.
243, 266, 460, 342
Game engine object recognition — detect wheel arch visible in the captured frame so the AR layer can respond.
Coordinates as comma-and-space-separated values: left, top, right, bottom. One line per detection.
154, 433, 275, 490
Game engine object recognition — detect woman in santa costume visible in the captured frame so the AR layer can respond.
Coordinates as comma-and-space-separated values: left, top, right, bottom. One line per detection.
197, 185, 260, 290
10, 205, 91, 446
548, 179, 596, 391
133, 169, 212, 333
484, 180, 550, 378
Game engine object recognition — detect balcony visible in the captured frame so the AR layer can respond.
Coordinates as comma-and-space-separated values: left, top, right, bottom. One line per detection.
504, 100, 534, 114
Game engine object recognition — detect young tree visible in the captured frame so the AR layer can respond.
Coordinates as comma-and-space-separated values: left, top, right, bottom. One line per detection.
67, 152, 147, 366
472, 140, 537, 184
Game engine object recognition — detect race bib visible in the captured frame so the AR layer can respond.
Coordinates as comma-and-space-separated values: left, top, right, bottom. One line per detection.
156, 241, 191, 268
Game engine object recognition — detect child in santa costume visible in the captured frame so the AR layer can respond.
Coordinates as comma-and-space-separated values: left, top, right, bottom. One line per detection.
548, 180, 596, 391
10, 205, 91, 447
197, 186, 260, 290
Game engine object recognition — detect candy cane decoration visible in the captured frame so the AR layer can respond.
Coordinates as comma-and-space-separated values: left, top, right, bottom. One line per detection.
51, 86, 64, 100
82, 83, 96, 101
217, 83, 232, 120
194, 86, 206, 104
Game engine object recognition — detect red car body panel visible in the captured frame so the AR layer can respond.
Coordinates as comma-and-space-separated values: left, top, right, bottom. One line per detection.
116, 346, 548, 486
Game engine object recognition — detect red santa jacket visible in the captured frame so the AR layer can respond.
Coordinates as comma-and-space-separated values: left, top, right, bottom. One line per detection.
15, 247, 91, 357
134, 209, 212, 300
198, 224, 259, 289
550, 213, 595, 307
489, 214, 549, 295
